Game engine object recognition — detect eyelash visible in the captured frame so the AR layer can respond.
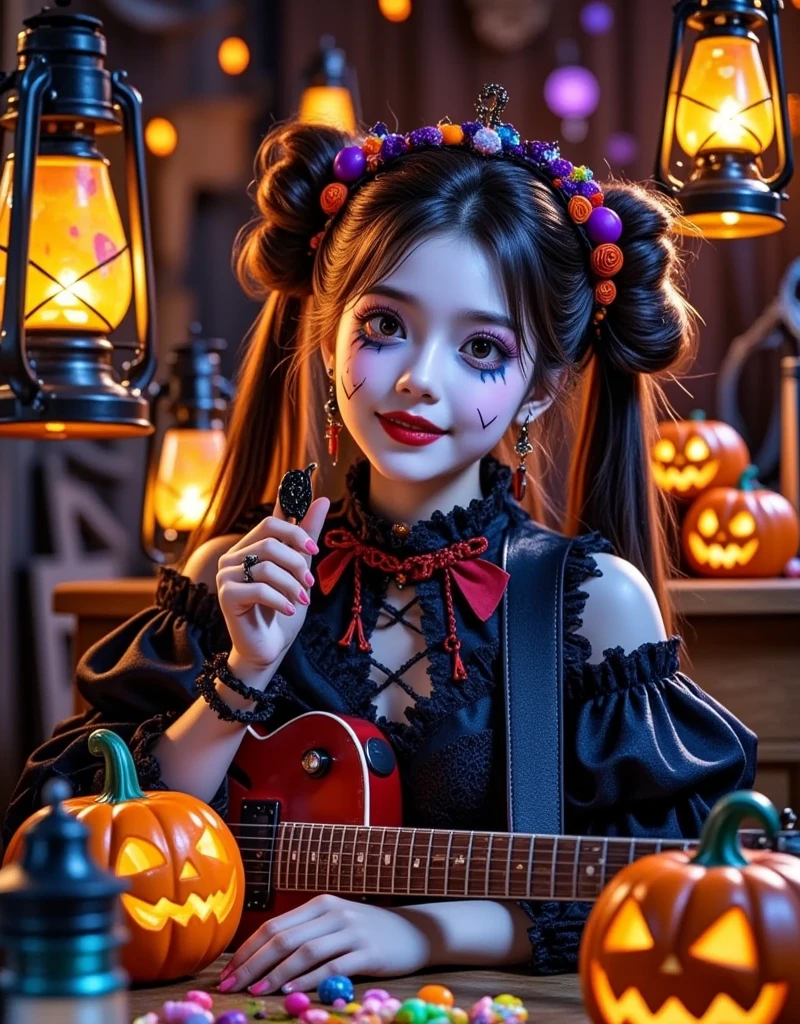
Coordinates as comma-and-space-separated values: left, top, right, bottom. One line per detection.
353, 303, 515, 371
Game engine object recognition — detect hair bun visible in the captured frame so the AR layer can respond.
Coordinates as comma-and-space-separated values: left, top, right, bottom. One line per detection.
234, 120, 352, 299
598, 181, 695, 377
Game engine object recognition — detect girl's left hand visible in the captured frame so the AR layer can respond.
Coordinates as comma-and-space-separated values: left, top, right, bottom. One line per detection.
219, 894, 434, 995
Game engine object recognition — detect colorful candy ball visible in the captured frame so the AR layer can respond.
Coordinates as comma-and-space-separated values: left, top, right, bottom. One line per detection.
302, 1010, 330, 1024
285, 992, 312, 1016
318, 976, 355, 1005
185, 991, 213, 1011
417, 986, 454, 1008
345, 1004, 362, 1015
216, 1013, 249, 1024
363, 989, 391, 1003
448, 1010, 468, 1024
395, 998, 430, 1024
333, 999, 348, 1010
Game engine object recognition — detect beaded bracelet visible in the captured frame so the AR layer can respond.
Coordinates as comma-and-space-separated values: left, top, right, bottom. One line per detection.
195, 654, 275, 724
207, 650, 273, 703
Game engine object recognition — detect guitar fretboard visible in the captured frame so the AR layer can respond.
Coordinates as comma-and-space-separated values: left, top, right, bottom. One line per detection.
234, 822, 695, 902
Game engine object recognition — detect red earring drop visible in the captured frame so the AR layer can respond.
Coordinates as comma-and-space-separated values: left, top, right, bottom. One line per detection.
513, 415, 533, 501
324, 367, 342, 466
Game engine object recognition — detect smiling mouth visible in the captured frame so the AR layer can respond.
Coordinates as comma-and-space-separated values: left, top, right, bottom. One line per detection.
652, 460, 720, 493
377, 413, 447, 434
687, 535, 759, 569
121, 874, 237, 931
590, 961, 788, 1024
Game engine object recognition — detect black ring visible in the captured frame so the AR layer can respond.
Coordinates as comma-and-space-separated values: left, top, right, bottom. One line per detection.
242, 553, 260, 583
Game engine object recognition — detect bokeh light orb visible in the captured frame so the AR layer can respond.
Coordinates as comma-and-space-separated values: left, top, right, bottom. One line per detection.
145, 117, 178, 157
218, 36, 250, 76
606, 131, 639, 164
562, 118, 589, 143
544, 65, 600, 120
379, 0, 412, 22
580, 2, 615, 36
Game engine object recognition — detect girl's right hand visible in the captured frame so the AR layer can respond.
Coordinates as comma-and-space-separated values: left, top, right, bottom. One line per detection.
216, 495, 331, 671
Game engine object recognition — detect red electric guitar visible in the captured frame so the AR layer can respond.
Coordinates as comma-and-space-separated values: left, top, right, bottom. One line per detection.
227, 712, 796, 947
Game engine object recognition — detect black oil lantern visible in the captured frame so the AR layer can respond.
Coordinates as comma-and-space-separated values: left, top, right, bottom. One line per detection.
0, 2, 157, 438
141, 323, 233, 565
656, 0, 794, 239
298, 35, 360, 134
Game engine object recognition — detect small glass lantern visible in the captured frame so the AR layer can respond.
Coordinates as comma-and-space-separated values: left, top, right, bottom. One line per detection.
141, 324, 233, 565
656, 0, 794, 239
0, 5, 157, 438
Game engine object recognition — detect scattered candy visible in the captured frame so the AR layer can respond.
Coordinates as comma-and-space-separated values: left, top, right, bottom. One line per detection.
345, 1004, 362, 1014
333, 999, 348, 1010
318, 976, 355, 1005
363, 989, 391, 1003
302, 1010, 331, 1024
417, 986, 454, 1009
382, 999, 402, 1018
184, 1016, 209, 1024
133, 1015, 158, 1024
395, 998, 429, 1024
448, 1010, 468, 1024
161, 1001, 210, 1022
185, 990, 214, 1011
285, 992, 313, 1016
362, 998, 384, 1014
215, 1012, 249, 1024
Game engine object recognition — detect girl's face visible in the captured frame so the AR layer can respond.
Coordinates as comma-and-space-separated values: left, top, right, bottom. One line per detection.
331, 232, 538, 485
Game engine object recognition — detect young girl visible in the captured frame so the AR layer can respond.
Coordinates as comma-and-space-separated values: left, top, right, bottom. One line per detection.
4, 87, 756, 993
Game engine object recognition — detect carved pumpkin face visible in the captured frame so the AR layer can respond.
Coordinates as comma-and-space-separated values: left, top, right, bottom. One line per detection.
580, 794, 800, 1024
3, 730, 244, 982
652, 413, 749, 501
682, 467, 800, 578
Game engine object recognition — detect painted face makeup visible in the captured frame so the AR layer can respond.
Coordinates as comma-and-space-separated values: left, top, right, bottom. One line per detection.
332, 232, 535, 487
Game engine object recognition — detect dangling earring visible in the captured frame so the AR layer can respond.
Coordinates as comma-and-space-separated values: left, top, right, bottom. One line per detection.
512, 412, 534, 501
324, 366, 343, 466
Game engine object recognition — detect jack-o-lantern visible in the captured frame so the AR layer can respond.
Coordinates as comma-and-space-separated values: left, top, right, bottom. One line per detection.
580, 791, 800, 1024
652, 410, 750, 500
3, 729, 244, 982
682, 465, 800, 578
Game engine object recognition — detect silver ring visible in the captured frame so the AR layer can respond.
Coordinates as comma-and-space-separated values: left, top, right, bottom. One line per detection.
242, 553, 260, 583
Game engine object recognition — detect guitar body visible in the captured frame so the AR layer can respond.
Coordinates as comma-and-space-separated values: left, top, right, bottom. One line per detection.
228, 712, 402, 947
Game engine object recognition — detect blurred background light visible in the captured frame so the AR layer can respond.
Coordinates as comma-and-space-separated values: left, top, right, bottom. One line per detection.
144, 117, 178, 157
544, 64, 600, 119
218, 36, 250, 76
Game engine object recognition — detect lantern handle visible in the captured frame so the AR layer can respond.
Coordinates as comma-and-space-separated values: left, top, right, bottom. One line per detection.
0, 56, 52, 405
762, 0, 794, 192
111, 71, 157, 395
139, 382, 175, 566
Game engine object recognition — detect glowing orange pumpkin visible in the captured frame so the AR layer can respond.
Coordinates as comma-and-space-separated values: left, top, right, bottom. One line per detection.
682, 465, 800, 577
3, 729, 244, 982
580, 791, 800, 1024
653, 410, 750, 501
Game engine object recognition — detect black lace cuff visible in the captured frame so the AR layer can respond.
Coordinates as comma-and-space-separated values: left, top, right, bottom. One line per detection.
517, 900, 592, 974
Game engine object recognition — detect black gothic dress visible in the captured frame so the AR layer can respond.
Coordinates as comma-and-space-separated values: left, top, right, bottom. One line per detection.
3, 457, 757, 974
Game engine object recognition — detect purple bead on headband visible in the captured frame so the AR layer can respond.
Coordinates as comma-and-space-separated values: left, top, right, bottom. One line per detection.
407, 125, 444, 148
381, 133, 407, 160
333, 146, 366, 183
586, 206, 623, 245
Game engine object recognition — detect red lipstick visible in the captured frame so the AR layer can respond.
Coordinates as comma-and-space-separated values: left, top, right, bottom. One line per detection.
376, 410, 447, 447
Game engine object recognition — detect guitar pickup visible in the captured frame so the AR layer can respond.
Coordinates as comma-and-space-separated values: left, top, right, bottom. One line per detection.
240, 800, 281, 911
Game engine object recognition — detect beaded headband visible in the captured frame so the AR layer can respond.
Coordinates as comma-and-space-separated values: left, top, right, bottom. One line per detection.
309, 84, 624, 335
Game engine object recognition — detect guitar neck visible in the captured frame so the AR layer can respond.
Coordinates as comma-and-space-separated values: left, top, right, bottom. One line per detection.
244, 823, 695, 902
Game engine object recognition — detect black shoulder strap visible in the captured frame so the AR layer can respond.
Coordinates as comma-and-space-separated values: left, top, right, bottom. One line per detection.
500, 521, 575, 835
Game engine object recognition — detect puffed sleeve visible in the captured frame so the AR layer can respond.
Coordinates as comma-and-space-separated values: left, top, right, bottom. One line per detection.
3, 568, 282, 846
518, 535, 758, 974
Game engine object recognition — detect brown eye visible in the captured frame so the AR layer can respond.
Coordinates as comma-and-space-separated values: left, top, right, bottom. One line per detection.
372, 314, 400, 336
470, 338, 493, 359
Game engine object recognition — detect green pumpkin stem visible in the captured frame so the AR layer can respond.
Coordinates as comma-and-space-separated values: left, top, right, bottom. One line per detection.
688, 409, 707, 422
88, 728, 147, 804
739, 465, 760, 492
691, 791, 780, 869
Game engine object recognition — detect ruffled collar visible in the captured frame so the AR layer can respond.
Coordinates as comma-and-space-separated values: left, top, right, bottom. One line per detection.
341, 455, 516, 553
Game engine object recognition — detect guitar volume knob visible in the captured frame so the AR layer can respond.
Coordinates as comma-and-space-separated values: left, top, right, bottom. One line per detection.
302, 749, 331, 777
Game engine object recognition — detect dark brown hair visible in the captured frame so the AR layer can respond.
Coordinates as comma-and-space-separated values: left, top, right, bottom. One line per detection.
182, 120, 696, 632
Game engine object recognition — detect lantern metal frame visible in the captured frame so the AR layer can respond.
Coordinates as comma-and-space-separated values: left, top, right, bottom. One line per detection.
655, 0, 794, 232
141, 324, 233, 565
0, 6, 157, 436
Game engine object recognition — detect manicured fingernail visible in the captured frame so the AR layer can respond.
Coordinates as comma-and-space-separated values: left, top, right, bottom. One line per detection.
218, 975, 237, 992
249, 979, 270, 995
284, 603, 296, 615
282, 983, 294, 994
305, 571, 315, 586
220, 963, 233, 980
305, 539, 319, 554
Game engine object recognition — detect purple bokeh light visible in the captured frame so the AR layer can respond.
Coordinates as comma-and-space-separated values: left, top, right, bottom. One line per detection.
580, 2, 615, 36
606, 131, 639, 165
544, 65, 600, 120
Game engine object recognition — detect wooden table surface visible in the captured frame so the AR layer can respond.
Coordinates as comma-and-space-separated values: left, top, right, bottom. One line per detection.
129, 959, 588, 1022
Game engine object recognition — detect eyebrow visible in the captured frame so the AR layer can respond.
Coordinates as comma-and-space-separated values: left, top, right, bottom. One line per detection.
366, 284, 517, 332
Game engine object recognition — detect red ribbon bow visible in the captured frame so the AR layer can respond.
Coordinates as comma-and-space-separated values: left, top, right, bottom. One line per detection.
316, 528, 510, 682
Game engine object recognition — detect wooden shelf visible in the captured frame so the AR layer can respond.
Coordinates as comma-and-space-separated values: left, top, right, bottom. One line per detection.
666, 577, 800, 616
52, 575, 800, 620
